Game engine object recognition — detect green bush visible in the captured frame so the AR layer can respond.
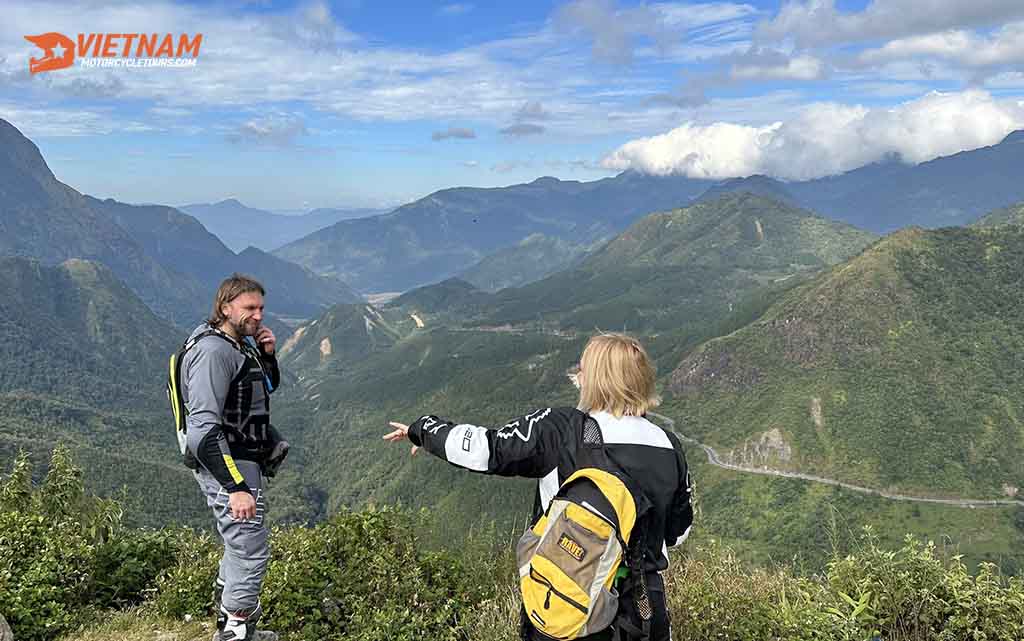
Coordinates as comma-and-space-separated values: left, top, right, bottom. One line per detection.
155, 507, 491, 641
658, 531, 1024, 641
7, 446, 1024, 641
826, 529, 1024, 641
151, 528, 221, 617
667, 541, 841, 641
0, 447, 176, 641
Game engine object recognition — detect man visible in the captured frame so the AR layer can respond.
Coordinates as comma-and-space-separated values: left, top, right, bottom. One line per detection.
182, 274, 287, 641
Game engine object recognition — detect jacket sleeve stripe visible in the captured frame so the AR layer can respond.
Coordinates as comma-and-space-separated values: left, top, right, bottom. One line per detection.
222, 453, 245, 485
443, 424, 492, 471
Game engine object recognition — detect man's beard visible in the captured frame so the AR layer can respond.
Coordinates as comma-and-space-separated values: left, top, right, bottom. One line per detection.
229, 316, 259, 337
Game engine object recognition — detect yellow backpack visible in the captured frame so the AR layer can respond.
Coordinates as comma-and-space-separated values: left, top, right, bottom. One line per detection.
516, 419, 653, 640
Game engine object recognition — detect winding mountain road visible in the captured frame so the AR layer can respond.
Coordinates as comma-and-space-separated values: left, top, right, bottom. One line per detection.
648, 412, 1024, 510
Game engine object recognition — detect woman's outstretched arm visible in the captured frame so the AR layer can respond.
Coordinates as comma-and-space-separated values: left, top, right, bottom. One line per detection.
384, 407, 581, 478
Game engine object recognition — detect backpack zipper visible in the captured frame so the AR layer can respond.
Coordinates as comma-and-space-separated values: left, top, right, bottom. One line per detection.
529, 567, 588, 614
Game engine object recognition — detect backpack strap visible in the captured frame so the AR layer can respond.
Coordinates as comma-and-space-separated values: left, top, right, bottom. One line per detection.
182, 328, 270, 395
578, 413, 654, 641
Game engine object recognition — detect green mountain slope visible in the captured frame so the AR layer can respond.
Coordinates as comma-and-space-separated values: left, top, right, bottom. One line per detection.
270, 202, 1024, 570
91, 196, 363, 319
458, 233, 599, 292
483, 194, 878, 332
665, 225, 1024, 499
973, 201, 1024, 228
278, 302, 410, 373
0, 257, 206, 525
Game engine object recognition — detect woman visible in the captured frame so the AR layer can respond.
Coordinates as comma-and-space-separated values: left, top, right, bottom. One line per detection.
384, 332, 693, 641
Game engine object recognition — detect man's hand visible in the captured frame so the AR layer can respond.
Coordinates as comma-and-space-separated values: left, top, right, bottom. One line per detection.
228, 490, 257, 520
383, 421, 419, 456
255, 327, 276, 355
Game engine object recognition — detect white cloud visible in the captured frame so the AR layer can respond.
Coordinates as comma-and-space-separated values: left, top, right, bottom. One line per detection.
226, 114, 307, 146
515, 101, 552, 121
602, 90, 1024, 180
987, 71, 1024, 89
555, 0, 669, 64
857, 22, 1024, 70
731, 53, 824, 81
655, 1, 760, 29
758, 0, 1024, 48
0, 102, 154, 136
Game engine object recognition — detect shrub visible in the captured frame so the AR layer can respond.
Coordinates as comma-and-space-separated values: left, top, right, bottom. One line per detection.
826, 529, 1024, 641
0, 447, 176, 640
154, 507, 491, 641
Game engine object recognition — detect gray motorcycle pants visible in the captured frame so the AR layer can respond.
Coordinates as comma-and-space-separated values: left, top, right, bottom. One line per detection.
194, 459, 270, 613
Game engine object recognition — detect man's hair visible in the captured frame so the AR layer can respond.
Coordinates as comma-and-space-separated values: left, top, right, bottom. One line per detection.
208, 273, 265, 327
577, 332, 660, 418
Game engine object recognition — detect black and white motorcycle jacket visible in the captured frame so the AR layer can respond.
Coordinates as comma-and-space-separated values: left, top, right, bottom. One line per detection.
407, 406, 694, 575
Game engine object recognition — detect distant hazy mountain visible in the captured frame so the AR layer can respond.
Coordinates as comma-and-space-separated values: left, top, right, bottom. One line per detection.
0, 118, 361, 326
232, 246, 363, 317
390, 277, 490, 314
0, 119, 207, 323
91, 195, 362, 321
458, 233, 600, 291
181, 199, 384, 252
666, 224, 1024, 498
788, 130, 1024, 232
696, 175, 797, 205
274, 172, 714, 292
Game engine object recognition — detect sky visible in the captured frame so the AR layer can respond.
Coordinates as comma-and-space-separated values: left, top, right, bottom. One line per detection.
2, 0, 1024, 211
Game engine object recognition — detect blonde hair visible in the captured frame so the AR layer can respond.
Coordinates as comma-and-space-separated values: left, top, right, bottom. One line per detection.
577, 332, 660, 418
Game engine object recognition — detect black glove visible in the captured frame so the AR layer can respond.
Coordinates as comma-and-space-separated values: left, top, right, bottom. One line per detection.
263, 424, 290, 478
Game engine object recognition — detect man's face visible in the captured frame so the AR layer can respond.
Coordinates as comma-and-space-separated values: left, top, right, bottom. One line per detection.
222, 291, 264, 337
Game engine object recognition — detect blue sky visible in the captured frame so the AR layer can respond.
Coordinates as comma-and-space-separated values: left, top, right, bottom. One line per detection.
2, 0, 1024, 211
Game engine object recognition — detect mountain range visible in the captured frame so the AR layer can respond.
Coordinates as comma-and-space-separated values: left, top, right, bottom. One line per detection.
273, 172, 714, 292
274, 130, 1024, 294
457, 233, 599, 292
422, 194, 876, 334
0, 118, 361, 327
272, 193, 1024, 568
180, 199, 384, 253
4, 112, 1024, 570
